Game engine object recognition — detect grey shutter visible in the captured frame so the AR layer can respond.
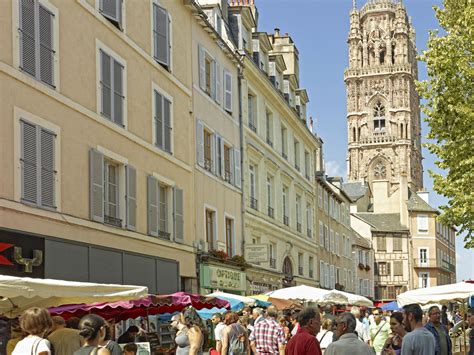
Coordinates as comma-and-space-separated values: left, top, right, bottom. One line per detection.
100, 50, 112, 119
198, 45, 205, 90
40, 128, 55, 208
210, 60, 216, 100
224, 70, 232, 112
211, 133, 216, 174
38, 5, 54, 86
100, 0, 122, 28
215, 61, 221, 104
155, 91, 163, 149
147, 175, 158, 237
164, 98, 172, 153
113, 59, 124, 126
234, 148, 241, 188
173, 186, 184, 243
215, 135, 222, 177
125, 165, 137, 231
19, 0, 36, 77
220, 138, 225, 179
20, 120, 38, 204
229, 147, 234, 184
153, 4, 169, 67
319, 261, 324, 287
89, 149, 104, 223
196, 120, 204, 167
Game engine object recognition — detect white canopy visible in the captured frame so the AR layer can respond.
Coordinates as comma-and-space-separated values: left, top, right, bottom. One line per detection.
330, 290, 373, 307
265, 285, 349, 305
206, 291, 257, 306
397, 281, 474, 307
0, 275, 148, 317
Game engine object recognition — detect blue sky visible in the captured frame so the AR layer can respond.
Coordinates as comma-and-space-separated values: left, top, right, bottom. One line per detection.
256, 0, 473, 281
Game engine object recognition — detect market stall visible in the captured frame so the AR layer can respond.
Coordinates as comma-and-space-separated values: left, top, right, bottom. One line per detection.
265, 285, 349, 304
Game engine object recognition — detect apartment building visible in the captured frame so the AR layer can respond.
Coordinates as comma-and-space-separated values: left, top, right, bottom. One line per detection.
0, 0, 198, 292
352, 232, 375, 299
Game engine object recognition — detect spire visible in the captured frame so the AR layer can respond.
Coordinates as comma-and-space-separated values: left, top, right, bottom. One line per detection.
352, 0, 357, 10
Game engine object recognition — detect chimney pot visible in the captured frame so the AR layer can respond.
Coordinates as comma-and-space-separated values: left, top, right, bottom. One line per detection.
274, 28, 280, 36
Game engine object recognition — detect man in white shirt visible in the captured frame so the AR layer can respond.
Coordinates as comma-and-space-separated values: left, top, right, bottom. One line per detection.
351, 306, 369, 344
211, 313, 226, 354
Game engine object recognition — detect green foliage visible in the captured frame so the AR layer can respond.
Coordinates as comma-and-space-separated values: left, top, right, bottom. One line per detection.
416, 0, 474, 247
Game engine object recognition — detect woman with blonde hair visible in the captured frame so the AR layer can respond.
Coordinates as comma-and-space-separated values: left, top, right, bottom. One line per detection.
12, 307, 53, 355
316, 318, 334, 353
221, 312, 250, 355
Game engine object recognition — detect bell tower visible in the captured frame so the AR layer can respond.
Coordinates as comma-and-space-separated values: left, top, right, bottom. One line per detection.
345, 0, 423, 191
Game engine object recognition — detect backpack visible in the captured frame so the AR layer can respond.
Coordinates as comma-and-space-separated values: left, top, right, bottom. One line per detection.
229, 324, 247, 355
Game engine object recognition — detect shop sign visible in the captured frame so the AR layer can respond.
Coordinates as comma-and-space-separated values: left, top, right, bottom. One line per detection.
200, 264, 246, 292
0, 230, 44, 277
245, 244, 268, 263
249, 281, 278, 295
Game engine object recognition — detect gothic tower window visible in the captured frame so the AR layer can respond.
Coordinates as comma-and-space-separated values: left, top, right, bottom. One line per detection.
353, 127, 357, 142
373, 101, 386, 132
380, 50, 385, 64
374, 161, 387, 179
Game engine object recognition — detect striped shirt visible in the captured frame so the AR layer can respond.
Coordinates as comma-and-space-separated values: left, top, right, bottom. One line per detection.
249, 318, 286, 354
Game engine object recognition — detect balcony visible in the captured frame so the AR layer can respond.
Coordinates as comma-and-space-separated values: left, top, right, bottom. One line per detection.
105, 215, 122, 228
225, 170, 232, 183
414, 258, 438, 268
307, 228, 312, 238
266, 138, 273, 147
297, 222, 302, 232
268, 206, 274, 218
359, 135, 397, 145
250, 197, 258, 210
270, 258, 276, 269
283, 215, 289, 226
204, 158, 212, 172
282, 152, 288, 160
298, 267, 303, 276
249, 122, 257, 133
158, 230, 171, 241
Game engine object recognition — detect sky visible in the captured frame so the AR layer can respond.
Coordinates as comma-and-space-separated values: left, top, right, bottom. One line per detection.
255, 0, 473, 281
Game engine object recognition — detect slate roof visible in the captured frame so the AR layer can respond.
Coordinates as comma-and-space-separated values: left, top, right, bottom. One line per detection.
352, 232, 372, 249
406, 190, 438, 213
354, 213, 409, 232
342, 182, 369, 202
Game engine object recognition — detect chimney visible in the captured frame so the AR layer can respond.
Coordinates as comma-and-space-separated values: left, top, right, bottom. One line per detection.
274, 28, 280, 37
309, 116, 314, 132
417, 191, 429, 204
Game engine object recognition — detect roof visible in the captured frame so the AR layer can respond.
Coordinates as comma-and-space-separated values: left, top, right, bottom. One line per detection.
342, 182, 369, 202
352, 231, 372, 249
407, 190, 438, 213
354, 213, 409, 232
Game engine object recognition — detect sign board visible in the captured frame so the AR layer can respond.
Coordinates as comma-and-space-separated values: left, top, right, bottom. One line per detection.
245, 244, 269, 263
200, 264, 246, 291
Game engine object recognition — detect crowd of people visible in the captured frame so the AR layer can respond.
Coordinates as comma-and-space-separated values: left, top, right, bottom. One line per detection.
4, 303, 474, 355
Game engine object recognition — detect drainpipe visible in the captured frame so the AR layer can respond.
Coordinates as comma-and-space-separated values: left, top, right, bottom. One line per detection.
238, 61, 246, 259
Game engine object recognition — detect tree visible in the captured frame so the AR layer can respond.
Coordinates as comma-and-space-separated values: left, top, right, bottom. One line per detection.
416, 0, 473, 247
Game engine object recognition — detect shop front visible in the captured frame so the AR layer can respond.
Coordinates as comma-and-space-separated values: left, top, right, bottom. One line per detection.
0, 228, 180, 294
246, 267, 282, 295
199, 263, 247, 296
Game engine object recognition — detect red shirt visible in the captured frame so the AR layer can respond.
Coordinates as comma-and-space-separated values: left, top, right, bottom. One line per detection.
285, 327, 322, 355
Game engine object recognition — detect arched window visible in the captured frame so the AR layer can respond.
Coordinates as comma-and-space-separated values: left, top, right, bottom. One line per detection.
353, 127, 356, 142
373, 101, 386, 132
373, 160, 387, 179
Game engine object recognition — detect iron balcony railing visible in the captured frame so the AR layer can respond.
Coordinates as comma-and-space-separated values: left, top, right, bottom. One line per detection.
270, 258, 276, 269
158, 230, 171, 240
283, 215, 289, 226
250, 197, 258, 210
297, 222, 302, 232
105, 215, 122, 227
268, 206, 274, 218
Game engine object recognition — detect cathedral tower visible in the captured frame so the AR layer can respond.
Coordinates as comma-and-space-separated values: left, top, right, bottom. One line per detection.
345, 0, 423, 192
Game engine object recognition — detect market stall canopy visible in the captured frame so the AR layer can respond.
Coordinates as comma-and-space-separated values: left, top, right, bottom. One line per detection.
330, 290, 373, 307
0, 275, 147, 318
49, 292, 230, 321
207, 292, 270, 307
397, 281, 474, 307
381, 301, 401, 311
265, 285, 349, 305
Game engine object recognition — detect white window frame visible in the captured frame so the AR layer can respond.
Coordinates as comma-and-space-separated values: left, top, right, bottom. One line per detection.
417, 214, 429, 234
204, 203, 218, 251
13, 107, 61, 211
96, 40, 128, 128
151, 82, 174, 154
224, 213, 236, 257
418, 247, 428, 266
419, 272, 430, 288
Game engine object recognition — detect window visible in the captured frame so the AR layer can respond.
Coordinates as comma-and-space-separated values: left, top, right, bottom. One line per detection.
330, 229, 335, 253
393, 260, 403, 276
323, 190, 328, 213
223, 70, 232, 112
306, 203, 312, 238
158, 184, 169, 239
267, 176, 274, 218
373, 101, 386, 132
419, 248, 428, 266
304, 151, 310, 179
248, 94, 256, 132
99, 0, 122, 29
90, 149, 136, 230
153, 89, 172, 153
335, 233, 340, 256
419, 272, 429, 288
20, 120, 56, 209
225, 217, 234, 256
296, 195, 301, 232
294, 140, 300, 171
152, 3, 170, 68
223, 144, 232, 183
318, 185, 323, 208
377, 236, 386, 251
319, 222, 324, 246
249, 165, 257, 210
203, 129, 213, 172
198, 45, 224, 106
393, 235, 402, 251
269, 243, 276, 269
298, 253, 303, 276
266, 111, 273, 146
324, 225, 329, 251
206, 209, 216, 250
378, 262, 390, 276
282, 186, 289, 225
417, 215, 428, 233
99, 49, 125, 126
281, 127, 288, 159
18, 0, 56, 87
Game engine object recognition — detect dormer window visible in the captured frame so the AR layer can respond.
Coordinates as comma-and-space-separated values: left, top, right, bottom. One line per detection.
373, 101, 386, 132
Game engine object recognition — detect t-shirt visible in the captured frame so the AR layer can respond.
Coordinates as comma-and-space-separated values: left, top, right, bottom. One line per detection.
370, 321, 391, 353
214, 322, 226, 341
401, 327, 435, 355
434, 325, 448, 355
47, 328, 82, 355
285, 328, 322, 355
316, 330, 333, 349
12, 335, 51, 355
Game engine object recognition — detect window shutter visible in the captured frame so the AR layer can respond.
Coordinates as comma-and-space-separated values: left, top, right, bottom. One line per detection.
320, 261, 324, 287
164, 98, 172, 153
147, 175, 158, 237
219, 138, 225, 179
215, 61, 221, 104
233, 148, 241, 188
319, 222, 324, 246
153, 4, 169, 67
89, 149, 104, 223
38, 5, 54, 87
154, 91, 163, 149
100, 0, 122, 27
21, 120, 38, 204
40, 128, 55, 208
215, 135, 221, 177
210, 60, 216, 100
211, 133, 216, 174
196, 120, 204, 167
19, 0, 37, 77
229, 147, 235, 185
198, 45, 206, 90
125, 165, 137, 231
224, 70, 232, 112
100, 50, 112, 119
387, 261, 391, 276
113, 59, 124, 125
173, 186, 184, 243
335, 233, 339, 256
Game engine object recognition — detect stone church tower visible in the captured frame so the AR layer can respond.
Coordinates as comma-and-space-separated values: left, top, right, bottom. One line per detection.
345, 0, 423, 192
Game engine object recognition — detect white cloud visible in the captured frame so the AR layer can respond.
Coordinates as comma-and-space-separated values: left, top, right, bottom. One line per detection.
325, 160, 345, 178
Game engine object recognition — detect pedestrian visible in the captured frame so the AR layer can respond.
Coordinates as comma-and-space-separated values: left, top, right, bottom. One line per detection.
220, 312, 250, 355
74, 314, 110, 355
12, 307, 53, 355
171, 308, 204, 355
6, 319, 23, 355
424, 305, 452, 355
248, 307, 264, 335
382, 312, 406, 355
370, 308, 391, 355
99, 322, 122, 355
289, 310, 300, 337
47, 315, 82, 355
441, 306, 449, 327
400, 303, 435, 355
278, 316, 291, 341
316, 318, 333, 353
66, 317, 81, 330
211, 313, 226, 354
324, 312, 373, 355
249, 305, 286, 355
285, 307, 322, 355
123, 343, 138, 355
467, 308, 474, 355
351, 306, 370, 344
117, 325, 139, 344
